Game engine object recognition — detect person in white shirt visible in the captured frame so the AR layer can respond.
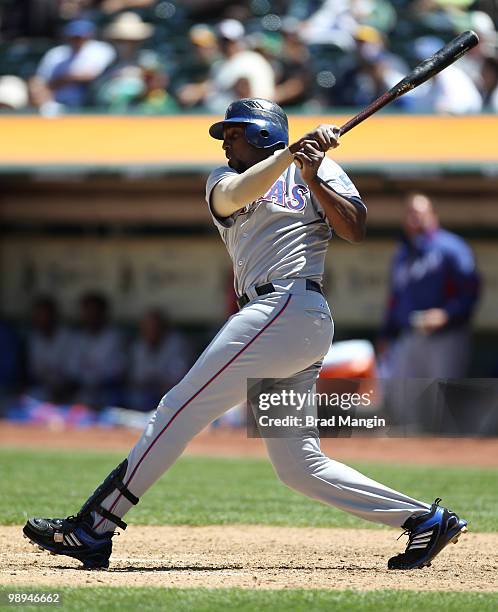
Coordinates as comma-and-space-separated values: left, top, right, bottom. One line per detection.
409, 37, 482, 114
178, 19, 275, 112
69, 293, 125, 409
36, 19, 116, 108
27, 296, 73, 402
128, 309, 191, 412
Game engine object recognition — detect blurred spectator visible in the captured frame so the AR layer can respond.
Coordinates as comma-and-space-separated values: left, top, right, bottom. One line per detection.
273, 18, 313, 108
406, 0, 461, 40
301, 0, 397, 48
178, 19, 276, 112
133, 51, 180, 114
128, 309, 191, 411
175, 23, 220, 93
480, 56, 498, 112
350, 0, 397, 34
93, 12, 177, 112
97, 49, 179, 113
96, 51, 179, 113
0, 76, 28, 110
0, 319, 22, 412
409, 36, 483, 114
36, 19, 116, 108
421, 63, 483, 113
58, 0, 155, 20
379, 193, 480, 379
2, 0, 498, 114
27, 76, 65, 116
102, 12, 154, 67
189, 23, 220, 67
301, 0, 358, 49
94, 0, 155, 16
92, 13, 178, 113
457, 11, 498, 89
26, 296, 73, 402
68, 292, 126, 408
331, 26, 410, 108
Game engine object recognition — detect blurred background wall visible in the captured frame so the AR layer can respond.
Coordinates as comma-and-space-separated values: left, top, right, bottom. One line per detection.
1, 115, 497, 374
1, 0, 497, 418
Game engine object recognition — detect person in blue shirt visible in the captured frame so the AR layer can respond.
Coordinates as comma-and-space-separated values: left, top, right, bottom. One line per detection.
36, 20, 116, 108
381, 192, 480, 379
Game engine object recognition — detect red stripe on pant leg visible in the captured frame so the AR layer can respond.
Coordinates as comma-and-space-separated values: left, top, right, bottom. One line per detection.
95, 294, 292, 529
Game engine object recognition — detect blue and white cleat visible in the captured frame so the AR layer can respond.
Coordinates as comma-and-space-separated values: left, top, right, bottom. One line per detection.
388, 498, 468, 569
23, 516, 113, 569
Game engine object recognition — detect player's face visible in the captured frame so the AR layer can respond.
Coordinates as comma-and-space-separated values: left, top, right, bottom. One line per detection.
222, 125, 270, 172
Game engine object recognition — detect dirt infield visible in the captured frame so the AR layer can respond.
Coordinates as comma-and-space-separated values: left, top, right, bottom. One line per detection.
1, 525, 497, 591
2, 425, 497, 592
1, 423, 498, 467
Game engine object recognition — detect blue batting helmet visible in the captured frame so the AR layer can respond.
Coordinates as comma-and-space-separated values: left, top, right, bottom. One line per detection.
209, 98, 288, 149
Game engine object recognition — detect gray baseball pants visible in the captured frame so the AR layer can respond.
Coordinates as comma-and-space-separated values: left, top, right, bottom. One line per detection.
390, 327, 470, 379
93, 279, 429, 533
384, 327, 471, 432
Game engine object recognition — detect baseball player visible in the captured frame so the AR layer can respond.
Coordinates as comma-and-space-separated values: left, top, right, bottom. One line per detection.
23, 99, 467, 570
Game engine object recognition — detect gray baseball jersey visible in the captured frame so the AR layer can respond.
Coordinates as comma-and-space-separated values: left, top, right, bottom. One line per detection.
206, 156, 365, 297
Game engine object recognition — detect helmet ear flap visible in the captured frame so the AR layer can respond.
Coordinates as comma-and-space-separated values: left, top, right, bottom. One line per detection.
244, 122, 272, 148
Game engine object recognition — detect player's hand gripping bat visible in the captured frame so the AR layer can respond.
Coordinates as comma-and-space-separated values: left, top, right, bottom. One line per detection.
294, 30, 479, 165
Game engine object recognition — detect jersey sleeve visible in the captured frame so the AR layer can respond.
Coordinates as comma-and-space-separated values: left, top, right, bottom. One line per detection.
317, 157, 366, 212
442, 234, 480, 323
36, 47, 60, 80
205, 165, 238, 229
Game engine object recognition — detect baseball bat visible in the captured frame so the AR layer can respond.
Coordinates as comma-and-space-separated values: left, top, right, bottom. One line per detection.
338, 30, 479, 136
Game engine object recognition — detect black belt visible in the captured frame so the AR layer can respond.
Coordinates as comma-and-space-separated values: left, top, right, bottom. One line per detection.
237, 279, 323, 309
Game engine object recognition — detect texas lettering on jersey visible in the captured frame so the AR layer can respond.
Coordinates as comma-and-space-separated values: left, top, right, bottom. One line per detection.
256, 178, 310, 212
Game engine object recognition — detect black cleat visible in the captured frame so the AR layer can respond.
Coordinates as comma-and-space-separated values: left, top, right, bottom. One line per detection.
23, 459, 139, 570
23, 516, 113, 569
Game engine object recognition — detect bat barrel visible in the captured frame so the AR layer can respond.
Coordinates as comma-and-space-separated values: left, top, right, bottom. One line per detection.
405, 30, 479, 90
